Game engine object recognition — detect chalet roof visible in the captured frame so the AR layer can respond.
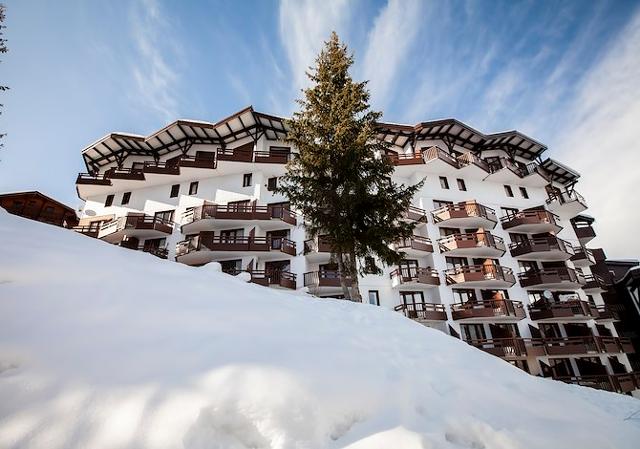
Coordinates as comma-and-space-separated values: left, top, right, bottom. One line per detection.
540, 158, 580, 186
81, 106, 288, 171
0, 191, 77, 215
376, 120, 547, 160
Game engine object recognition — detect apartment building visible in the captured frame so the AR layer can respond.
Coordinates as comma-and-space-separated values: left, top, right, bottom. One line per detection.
74, 106, 638, 396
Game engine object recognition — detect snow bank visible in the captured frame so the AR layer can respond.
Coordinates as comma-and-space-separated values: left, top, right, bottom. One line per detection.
0, 209, 638, 449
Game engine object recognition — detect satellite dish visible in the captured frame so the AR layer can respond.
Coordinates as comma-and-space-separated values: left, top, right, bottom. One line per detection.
85, 210, 96, 217
542, 290, 553, 300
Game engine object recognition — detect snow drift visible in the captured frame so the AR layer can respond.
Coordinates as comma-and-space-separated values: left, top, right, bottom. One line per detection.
0, 209, 639, 449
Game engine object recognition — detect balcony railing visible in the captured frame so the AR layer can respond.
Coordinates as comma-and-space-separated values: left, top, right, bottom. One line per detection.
517, 267, 583, 288
570, 247, 596, 266
500, 210, 560, 232
464, 337, 545, 358
76, 172, 112, 185
431, 201, 497, 227
445, 264, 515, 286
303, 235, 332, 254
186, 203, 297, 226
390, 267, 440, 286
226, 269, 297, 289
456, 152, 490, 172
105, 167, 145, 181
402, 205, 428, 222
571, 219, 596, 242
394, 302, 447, 321
385, 152, 424, 166
546, 189, 587, 208
438, 232, 505, 256
451, 299, 525, 321
528, 299, 598, 321
582, 273, 607, 291
202, 235, 296, 255
73, 225, 101, 238
395, 235, 434, 253
509, 237, 574, 259
99, 214, 174, 237
422, 146, 459, 168
595, 305, 619, 322
303, 269, 344, 288
553, 372, 640, 394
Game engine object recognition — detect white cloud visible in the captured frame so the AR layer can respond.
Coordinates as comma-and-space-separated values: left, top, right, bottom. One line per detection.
278, 0, 353, 92
552, 10, 640, 258
129, 0, 181, 122
361, 0, 423, 110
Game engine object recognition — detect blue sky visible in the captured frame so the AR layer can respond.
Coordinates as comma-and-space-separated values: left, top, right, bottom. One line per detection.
1, 0, 640, 257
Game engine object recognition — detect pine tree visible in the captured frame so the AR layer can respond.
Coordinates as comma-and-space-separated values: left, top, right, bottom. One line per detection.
277, 32, 423, 301
0, 4, 7, 153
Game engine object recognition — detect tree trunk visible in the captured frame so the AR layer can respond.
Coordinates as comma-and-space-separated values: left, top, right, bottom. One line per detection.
348, 249, 362, 302
335, 253, 352, 300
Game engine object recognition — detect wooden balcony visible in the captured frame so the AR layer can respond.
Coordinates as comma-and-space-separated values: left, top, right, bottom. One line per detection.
73, 225, 100, 238
143, 160, 181, 175
456, 152, 490, 174
500, 210, 561, 234
303, 235, 332, 261
553, 372, 640, 394
422, 146, 459, 170
226, 269, 297, 290
570, 247, 596, 267
385, 151, 425, 166
451, 299, 525, 322
542, 336, 600, 356
402, 205, 428, 223
182, 203, 297, 233
175, 234, 295, 265
509, 237, 574, 261
528, 299, 598, 322
571, 217, 596, 244
303, 270, 347, 296
546, 189, 587, 218
595, 305, 619, 322
216, 146, 254, 162
394, 235, 434, 256
465, 337, 545, 359
445, 264, 515, 288
390, 267, 440, 288
76, 172, 112, 186
98, 214, 173, 243
105, 167, 145, 181
438, 232, 505, 258
517, 267, 584, 290
582, 273, 607, 292
431, 201, 497, 229
394, 302, 447, 321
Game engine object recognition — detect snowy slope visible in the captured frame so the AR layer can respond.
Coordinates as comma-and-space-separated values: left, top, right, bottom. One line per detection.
0, 209, 639, 449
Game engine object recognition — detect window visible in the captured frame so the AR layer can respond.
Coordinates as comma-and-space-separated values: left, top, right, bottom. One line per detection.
364, 256, 378, 274
453, 289, 476, 303
105, 194, 114, 207
170, 184, 180, 198
267, 177, 278, 191
189, 181, 199, 195
461, 324, 486, 341
456, 178, 466, 191
368, 290, 380, 306
121, 192, 131, 205
242, 173, 252, 187
519, 187, 529, 199
154, 210, 174, 223
446, 257, 468, 269
504, 185, 514, 197
439, 176, 450, 189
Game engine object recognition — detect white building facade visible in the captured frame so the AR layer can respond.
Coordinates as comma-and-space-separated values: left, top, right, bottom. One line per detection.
75, 106, 638, 395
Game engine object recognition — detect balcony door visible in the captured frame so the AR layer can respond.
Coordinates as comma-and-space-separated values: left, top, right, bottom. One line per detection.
154, 209, 174, 223
227, 200, 250, 212
220, 259, 242, 274
219, 228, 243, 243
266, 229, 289, 250
399, 259, 419, 280
461, 324, 486, 341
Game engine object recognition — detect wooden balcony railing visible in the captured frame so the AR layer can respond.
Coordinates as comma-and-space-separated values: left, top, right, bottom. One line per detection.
385, 152, 424, 166
554, 372, 640, 394
438, 232, 505, 255
104, 167, 146, 181
76, 172, 112, 185
390, 267, 440, 286
517, 267, 583, 288
509, 236, 574, 258
187, 203, 297, 226
500, 210, 560, 231
451, 299, 525, 320
201, 235, 296, 255
395, 235, 434, 253
394, 302, 447, 321
402, 205, 428, 222
303, 235, 332, 254
571, 220, 596, 241
225, 269, 297, 289
431, 201, 497, 226
456, 152, 489, 172
100, 214, 174, 236
73, 225, 101, 238
528, 299, 598, 321
582, 273, 607, 290
546, 189, 587, 207
595, 305, 619, 322
303, 269, 344, 288
571, 247, 595, 265
464, 337, 537, 358
445, 264, 515, 286
422, 146, 459, 168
